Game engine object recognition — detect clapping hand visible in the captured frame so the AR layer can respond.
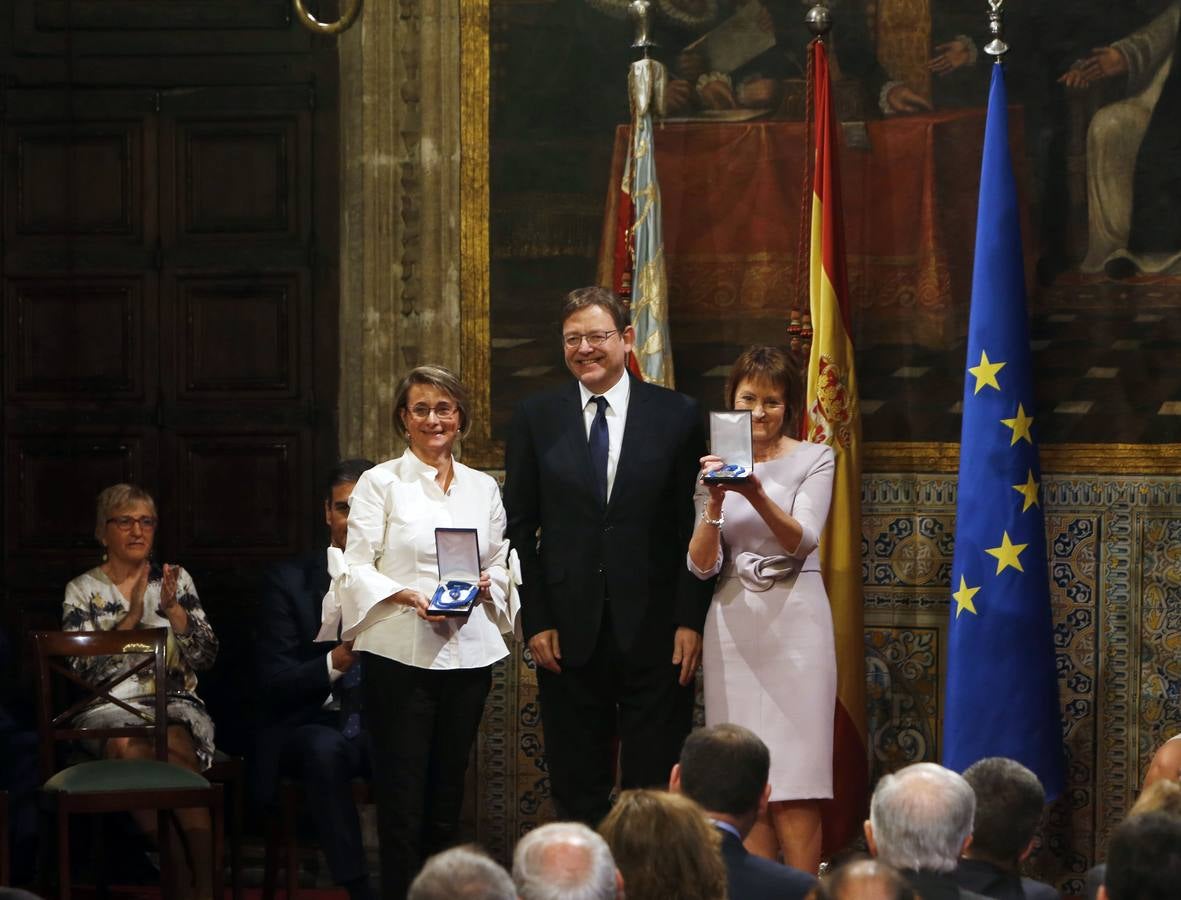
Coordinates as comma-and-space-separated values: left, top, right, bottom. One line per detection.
158, 563, 179, 611
157, 563, 192, 633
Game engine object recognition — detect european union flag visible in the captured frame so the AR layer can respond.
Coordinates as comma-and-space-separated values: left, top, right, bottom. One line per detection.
943, 62, 1064, 799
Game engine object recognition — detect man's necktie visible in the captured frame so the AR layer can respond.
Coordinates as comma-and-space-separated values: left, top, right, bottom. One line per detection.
588, 395, 609, 505
337, 656, 363, 739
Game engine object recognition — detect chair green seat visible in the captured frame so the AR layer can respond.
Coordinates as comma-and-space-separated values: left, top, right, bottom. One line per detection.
44, 759, 210, 794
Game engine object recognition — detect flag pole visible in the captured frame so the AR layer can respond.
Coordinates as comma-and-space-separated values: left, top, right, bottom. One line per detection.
942, 0, 1065, 798
801, 3, 869, 856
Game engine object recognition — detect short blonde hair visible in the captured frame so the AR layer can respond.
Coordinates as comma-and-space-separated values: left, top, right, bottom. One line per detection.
1130, 778, 1181, 818
392, 365, 472, 439
599, 789, 727, 900
95, 484, 157, 541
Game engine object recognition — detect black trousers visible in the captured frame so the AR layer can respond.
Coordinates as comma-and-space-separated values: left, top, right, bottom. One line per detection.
277, 716, 372, 886
361, 653, 492, 900
537, 620, 695, 827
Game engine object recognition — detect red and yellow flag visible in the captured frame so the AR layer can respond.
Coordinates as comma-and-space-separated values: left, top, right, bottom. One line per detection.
802, 39, 868, 857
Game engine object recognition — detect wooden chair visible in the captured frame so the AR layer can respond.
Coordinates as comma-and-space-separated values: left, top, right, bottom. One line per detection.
205, 751, 245, 900
31, 628, 224, 900
262, 778, 371, 899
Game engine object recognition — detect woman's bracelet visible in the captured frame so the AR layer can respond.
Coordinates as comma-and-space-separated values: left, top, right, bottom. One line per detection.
701, 509, 725, 528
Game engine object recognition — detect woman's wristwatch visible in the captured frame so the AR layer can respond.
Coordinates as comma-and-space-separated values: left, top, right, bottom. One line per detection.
701, 509, 725, 528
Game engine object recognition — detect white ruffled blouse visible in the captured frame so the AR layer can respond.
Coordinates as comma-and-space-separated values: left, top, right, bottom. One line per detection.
320, 449, 518, 670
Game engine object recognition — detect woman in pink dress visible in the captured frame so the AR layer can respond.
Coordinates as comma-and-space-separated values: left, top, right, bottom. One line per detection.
688, 346, 836, 875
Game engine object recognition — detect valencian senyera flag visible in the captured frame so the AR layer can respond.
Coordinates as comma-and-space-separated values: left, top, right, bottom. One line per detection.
622, 57, 674, 388
801, 39, 868, 855
943, 61, 1064, 798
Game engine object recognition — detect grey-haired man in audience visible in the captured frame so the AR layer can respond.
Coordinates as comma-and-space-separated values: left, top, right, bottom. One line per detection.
957, 757, 1060, 900
408, 846, 516, 900
865, 762, 989, 900
513, 821, 623, 900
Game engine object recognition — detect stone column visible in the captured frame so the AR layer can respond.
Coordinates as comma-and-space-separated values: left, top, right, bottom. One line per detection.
337, 0, 464, 462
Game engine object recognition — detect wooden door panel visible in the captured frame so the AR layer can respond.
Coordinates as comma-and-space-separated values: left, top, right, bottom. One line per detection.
160, 87, 312, 254
5, 429, 157, 572
5, 275, 157, 403
180, 123, 299, 238
3, 90, 158, 272
170, 273, 305, 402
15, 129, 136, 236
170, 431, 305, 559
12, 0, 308, 57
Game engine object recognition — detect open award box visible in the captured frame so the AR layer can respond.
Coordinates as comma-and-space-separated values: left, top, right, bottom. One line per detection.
427, 527, 481, 617
703, 410, 754, 482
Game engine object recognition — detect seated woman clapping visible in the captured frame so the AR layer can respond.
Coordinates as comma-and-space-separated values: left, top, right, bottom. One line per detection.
62, 483, 219, 900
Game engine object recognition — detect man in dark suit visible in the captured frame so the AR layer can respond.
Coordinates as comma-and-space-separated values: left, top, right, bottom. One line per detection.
255, 458, 376, 900
504, 286, 714, 826
865, 763, 989, 900
670, 724, 816, 900
1100, 811, 1181, 900
956, 757, 1060, 900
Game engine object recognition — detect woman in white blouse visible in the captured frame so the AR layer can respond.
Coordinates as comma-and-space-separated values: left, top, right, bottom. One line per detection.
326, 365, 515, 899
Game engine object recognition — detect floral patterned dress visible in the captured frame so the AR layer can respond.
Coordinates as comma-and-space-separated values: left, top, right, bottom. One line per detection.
62, 564, 219, 769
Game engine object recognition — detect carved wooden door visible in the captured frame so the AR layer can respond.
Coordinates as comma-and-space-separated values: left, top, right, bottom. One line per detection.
1, 71, 338, 749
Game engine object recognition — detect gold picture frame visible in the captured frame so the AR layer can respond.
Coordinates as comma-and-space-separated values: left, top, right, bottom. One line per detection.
459, 1, 1181, 475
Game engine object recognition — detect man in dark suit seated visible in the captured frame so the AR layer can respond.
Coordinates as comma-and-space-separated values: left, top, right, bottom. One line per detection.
255, 458, 376, 900
1099, 811, 1181, 900
956, 757, 1060, 900
670, 723, 816, 900
864, 763, 989, 900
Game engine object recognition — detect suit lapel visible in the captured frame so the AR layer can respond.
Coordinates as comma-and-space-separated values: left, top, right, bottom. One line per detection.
556, 381, 600, 504
609, 376, 651, 514
305, 556, 331, 642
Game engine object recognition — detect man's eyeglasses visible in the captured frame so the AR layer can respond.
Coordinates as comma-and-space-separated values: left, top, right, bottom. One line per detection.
407, 403, 459, 420
107, 516, 158, 532
562, 330, 618, 349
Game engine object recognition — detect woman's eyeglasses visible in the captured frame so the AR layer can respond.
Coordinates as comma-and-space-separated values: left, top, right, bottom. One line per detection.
407, 403, 458, 420
107, 516, 159, 532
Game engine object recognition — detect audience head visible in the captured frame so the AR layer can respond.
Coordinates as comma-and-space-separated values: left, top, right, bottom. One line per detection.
671, 723, 770, 834
598, 789, 727, 900
1100, 811, 1181, 900
725, 345, 802, 436
407, 845, 516, 900
95, 484, 158, 566
865, 762, 976, 873
810, 858, 918, 900
1128, 776, 1181, 819
393, 364, 473, 442
513, 821, 620, 900
323, 458, 376, 550
961, 756, 1045, 866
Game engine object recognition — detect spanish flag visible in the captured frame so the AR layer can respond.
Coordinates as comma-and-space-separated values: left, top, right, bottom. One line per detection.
802, 39, 868, 856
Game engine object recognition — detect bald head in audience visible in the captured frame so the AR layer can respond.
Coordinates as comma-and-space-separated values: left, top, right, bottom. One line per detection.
513, 822, 622, 900
811, 859, 918, 900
